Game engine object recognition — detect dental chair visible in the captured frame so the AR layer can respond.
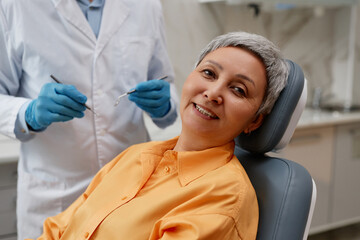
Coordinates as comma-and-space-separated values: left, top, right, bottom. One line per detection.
235, 60, 316, 240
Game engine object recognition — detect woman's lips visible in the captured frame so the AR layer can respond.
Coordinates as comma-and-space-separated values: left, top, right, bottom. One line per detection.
194, 103, 219, 119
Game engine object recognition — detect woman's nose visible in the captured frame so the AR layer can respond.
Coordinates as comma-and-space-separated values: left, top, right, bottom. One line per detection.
203, 84, 223, 104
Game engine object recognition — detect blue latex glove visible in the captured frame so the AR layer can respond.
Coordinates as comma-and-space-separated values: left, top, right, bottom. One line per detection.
128, 79, 171, 118
25, 83, 87, 131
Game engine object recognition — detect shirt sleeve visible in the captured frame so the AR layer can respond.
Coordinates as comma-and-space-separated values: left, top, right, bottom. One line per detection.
0, 4, 30, 139
14, 100, 38, 141
34, 148, 131, 239
150, 92, 178, 129
149, 214, 241, 240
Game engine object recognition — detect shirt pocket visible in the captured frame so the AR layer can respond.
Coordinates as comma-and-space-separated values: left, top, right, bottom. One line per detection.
115, 36, 155, 90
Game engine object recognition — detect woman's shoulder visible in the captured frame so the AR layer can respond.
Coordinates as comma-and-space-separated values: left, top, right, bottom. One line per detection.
216, 156, 253, 187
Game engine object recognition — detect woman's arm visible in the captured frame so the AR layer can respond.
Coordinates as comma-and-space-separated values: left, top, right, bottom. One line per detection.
149, 214, 242, 240
32, 148, 131, 239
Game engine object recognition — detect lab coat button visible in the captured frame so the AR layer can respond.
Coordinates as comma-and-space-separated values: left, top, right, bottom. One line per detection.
121, 196, 127, 200
164, 166, 170, 173
96, 89, 103, 96
84, 232, 89, 238
99, 129, 106, 136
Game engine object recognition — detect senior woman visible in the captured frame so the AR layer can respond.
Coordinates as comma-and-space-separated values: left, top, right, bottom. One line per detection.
30, 31, 288, 240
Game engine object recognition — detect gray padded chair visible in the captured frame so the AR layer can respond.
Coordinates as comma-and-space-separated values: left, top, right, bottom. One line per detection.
235, 60, 316, 240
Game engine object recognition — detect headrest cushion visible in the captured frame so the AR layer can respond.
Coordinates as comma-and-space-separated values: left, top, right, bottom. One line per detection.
235, 60, 306, 154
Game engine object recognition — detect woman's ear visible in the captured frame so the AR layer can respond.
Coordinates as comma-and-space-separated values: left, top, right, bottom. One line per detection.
243, 114, 265, 134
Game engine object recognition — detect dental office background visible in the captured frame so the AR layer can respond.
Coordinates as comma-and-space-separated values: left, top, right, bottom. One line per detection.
1, 0, 360, 238
147, 0, 360, 139
151, 0, 360, 236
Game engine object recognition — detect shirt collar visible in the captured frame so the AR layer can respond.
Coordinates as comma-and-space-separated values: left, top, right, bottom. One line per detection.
77, 0, 104, 8
141, 137, 235, 187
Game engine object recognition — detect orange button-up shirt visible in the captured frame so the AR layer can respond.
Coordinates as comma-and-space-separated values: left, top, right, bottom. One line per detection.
34, 137, 258, 240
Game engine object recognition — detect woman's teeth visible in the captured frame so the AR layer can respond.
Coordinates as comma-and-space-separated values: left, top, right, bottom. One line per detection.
195, 104, 218, 119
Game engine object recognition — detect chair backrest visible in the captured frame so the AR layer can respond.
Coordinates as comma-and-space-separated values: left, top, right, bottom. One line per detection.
235, 60, 316, 240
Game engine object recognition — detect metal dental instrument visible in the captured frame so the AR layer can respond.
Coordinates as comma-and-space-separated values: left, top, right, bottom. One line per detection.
114, 76, 168, 107
113, 89, 136, 107
50, 75, 98, 116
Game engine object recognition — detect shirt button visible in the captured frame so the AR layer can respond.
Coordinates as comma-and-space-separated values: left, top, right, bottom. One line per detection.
164, 166, 170, 173
84, 232, 89, 238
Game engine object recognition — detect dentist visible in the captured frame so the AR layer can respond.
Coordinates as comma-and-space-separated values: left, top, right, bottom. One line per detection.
0, 0, 178, 238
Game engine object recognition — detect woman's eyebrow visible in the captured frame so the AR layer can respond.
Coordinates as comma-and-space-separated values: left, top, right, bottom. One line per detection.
205, 59, 255, 86
235, 74, 255, 86
206, 60, 223, 70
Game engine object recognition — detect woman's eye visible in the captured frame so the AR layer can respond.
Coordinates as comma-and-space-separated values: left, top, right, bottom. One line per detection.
232, 86, 246, 97
202, 69, 216, 79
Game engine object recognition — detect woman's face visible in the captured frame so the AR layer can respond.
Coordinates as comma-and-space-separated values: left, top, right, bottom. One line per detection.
179, 47, 267, 149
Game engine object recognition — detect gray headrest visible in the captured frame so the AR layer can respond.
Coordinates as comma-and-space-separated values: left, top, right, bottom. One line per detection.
235, 60, 307, 154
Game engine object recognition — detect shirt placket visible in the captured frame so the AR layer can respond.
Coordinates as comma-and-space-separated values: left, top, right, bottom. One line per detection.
87, 0, 103, 37
156, 151, 178, 176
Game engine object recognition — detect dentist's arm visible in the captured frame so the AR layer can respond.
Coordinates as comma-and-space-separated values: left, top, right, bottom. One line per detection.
142, 2, 178, 128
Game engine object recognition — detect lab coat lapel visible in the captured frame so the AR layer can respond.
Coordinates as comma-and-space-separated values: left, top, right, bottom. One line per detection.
96, 0, 129, 55
52, 0, 97, 44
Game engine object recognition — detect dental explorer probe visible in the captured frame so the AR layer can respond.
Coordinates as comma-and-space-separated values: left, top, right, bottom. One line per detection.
113, 76, 168, 107
50, 75, 98, 116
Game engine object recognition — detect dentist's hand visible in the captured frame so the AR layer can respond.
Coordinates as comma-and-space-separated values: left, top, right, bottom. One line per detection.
128, 79, 171, 118
25, 83, 87, 131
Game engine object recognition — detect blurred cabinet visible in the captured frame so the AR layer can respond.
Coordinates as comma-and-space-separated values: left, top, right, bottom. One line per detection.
274, 123, 360, 234
0, 161, 17, 239
275, 126, 335, 231
332, 123, 360, 224
0, 134, 18, 240
0, 237, 16, 240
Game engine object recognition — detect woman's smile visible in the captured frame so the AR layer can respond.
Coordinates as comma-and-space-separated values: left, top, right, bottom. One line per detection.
193, 103, 219, 119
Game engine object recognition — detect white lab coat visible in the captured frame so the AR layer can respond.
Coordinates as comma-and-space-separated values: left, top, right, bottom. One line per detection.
0, 0, 178, 238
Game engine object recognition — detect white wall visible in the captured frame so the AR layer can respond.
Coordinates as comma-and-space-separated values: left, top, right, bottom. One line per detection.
146, 0, 360, 140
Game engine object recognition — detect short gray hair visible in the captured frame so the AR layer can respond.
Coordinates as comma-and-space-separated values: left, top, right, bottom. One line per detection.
195, 31, 288, 115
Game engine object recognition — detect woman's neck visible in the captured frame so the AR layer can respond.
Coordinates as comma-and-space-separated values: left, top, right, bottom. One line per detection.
173, 132, 218, 152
